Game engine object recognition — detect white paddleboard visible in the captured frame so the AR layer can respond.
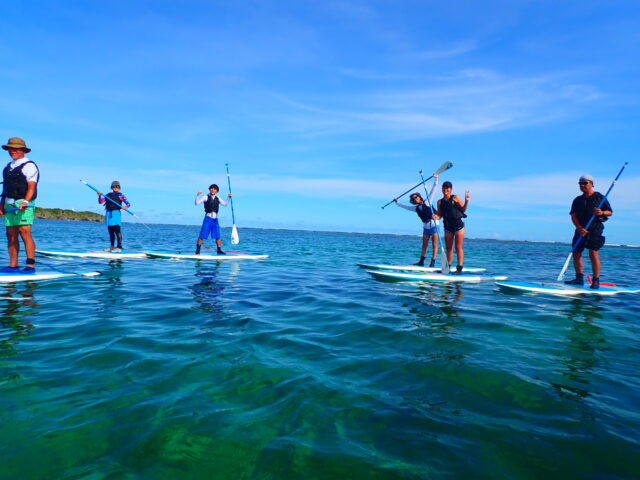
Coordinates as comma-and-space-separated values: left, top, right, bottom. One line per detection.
366, 269, 507, 283
358, 263, 486, 273
0, 271, 100, 283
145, 250, 269, 260
36, 249, 147, 259
496, 281, 640, 296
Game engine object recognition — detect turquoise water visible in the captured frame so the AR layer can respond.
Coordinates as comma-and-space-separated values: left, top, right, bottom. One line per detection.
1, 220, 639, 479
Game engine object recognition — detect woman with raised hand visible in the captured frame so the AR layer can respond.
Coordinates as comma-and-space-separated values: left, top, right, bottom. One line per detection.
393, 174, 439, 267
435, 181, 469, 274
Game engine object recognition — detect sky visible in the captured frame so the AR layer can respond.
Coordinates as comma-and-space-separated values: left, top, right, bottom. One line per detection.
1, 0, 639, 243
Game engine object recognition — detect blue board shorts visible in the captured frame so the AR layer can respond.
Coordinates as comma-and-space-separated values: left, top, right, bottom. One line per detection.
199, 216, 221, 240
422, 225, 438, 236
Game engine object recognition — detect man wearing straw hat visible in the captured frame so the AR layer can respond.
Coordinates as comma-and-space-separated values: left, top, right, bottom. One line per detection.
0, 137, 39, 273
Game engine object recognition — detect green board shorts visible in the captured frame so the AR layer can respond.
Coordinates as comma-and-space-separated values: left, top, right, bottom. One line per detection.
3, 201, 36, 227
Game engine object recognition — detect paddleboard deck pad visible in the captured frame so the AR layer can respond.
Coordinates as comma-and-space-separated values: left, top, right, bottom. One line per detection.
366, 270, 507, 282
358, 263, 486, 273
36, 249, 146, 259
496, 281, 640, 296
145, 250, 268, 260
0, 271, 100, 283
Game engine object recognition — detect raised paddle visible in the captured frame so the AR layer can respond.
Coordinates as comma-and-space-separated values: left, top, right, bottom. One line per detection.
225, 163, 239, 245
557, 162, 628, 281
419, 170, 450, 274
80, 180, 151, 229
382, 161, 452, 209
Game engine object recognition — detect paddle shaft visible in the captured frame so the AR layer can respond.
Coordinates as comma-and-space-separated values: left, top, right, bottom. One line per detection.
2, 205, 36, 214
80, 180, 137, 216
225, 164, 236, 224
382, 161, 452, 209
80, 180, 151, 229
419, 170, 449, 273
557, 162, 628, 281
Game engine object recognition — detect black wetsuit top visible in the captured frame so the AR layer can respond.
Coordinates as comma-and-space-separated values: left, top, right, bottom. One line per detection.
570, 192, 611, 235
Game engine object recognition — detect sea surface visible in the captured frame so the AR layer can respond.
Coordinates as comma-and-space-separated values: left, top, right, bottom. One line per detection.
1, 220, 639, 479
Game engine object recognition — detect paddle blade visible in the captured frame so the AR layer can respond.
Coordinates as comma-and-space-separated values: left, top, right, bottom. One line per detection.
440, 252, 450, 274
231, 224, 240, 245
557, 253, 573, 281
435, 161, 453, 176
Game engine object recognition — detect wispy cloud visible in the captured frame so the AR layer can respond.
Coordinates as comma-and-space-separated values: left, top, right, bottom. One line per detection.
408, 41, 478, 60
269, 70, 602, 139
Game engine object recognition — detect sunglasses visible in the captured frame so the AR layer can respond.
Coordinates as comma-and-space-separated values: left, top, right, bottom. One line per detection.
578, 181, 590, 186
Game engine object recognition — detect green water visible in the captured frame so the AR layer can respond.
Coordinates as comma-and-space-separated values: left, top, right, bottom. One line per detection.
0, 221, 639, 479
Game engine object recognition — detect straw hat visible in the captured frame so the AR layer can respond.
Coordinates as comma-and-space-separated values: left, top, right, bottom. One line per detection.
2, 137, 31, 153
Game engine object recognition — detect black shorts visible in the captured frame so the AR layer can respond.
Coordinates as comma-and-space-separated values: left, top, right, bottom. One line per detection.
444, 219, 464, 234
571, 231, 605, 252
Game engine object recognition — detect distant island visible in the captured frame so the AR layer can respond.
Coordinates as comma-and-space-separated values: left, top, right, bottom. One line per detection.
36, 207, 103, 222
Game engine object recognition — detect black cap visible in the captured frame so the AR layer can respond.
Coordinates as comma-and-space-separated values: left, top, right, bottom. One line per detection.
442, 181, 453, 189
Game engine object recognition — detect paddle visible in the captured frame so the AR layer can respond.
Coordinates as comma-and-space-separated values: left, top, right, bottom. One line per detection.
2, 205, 36, 214
419, 170, 449, 274
557, 162, 628, 281
225, 163, 239, 245
382, 161, 452, 209
80, 180, 151, 229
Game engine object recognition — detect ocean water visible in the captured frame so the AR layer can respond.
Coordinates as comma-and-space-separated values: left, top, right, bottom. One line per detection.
1, 220, 639, 479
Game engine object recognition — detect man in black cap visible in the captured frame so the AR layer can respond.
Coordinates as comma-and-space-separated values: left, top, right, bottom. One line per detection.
565, 174, 613, 289
0, 137, 39, 273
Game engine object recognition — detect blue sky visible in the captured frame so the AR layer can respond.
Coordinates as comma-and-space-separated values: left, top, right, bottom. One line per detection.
2, 0, 639, 243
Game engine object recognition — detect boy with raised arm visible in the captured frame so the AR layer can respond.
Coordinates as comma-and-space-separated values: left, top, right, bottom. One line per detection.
194, 184, 231, 255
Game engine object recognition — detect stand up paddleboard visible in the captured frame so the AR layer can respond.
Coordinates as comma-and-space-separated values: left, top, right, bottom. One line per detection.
366, 270, 507, 283
36, 249, 147, 259
358, 263, 486, 273
0, 271, 100, 283
496, 281, 640, 296
145, 250, 268, 261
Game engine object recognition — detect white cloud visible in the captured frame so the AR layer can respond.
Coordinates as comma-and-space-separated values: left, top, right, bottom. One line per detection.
270, 71, 602, 139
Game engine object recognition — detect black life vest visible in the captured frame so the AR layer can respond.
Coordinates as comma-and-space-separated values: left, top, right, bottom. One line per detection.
104, 191, 124, 211
439, 196, 467, 222
415, 203, 433, 223
204, 194, 220, 214
2, 160, 39, 200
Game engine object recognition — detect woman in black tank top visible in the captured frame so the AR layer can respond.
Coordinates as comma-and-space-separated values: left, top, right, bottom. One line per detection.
434, 181, 469, 274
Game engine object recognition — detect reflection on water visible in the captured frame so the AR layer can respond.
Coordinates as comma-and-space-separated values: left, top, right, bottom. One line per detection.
96, 260, 125, 316
410, 283, 464, 330
191, 263, 225, 314
0, 282, 40, 354
552, 299, 607, 399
